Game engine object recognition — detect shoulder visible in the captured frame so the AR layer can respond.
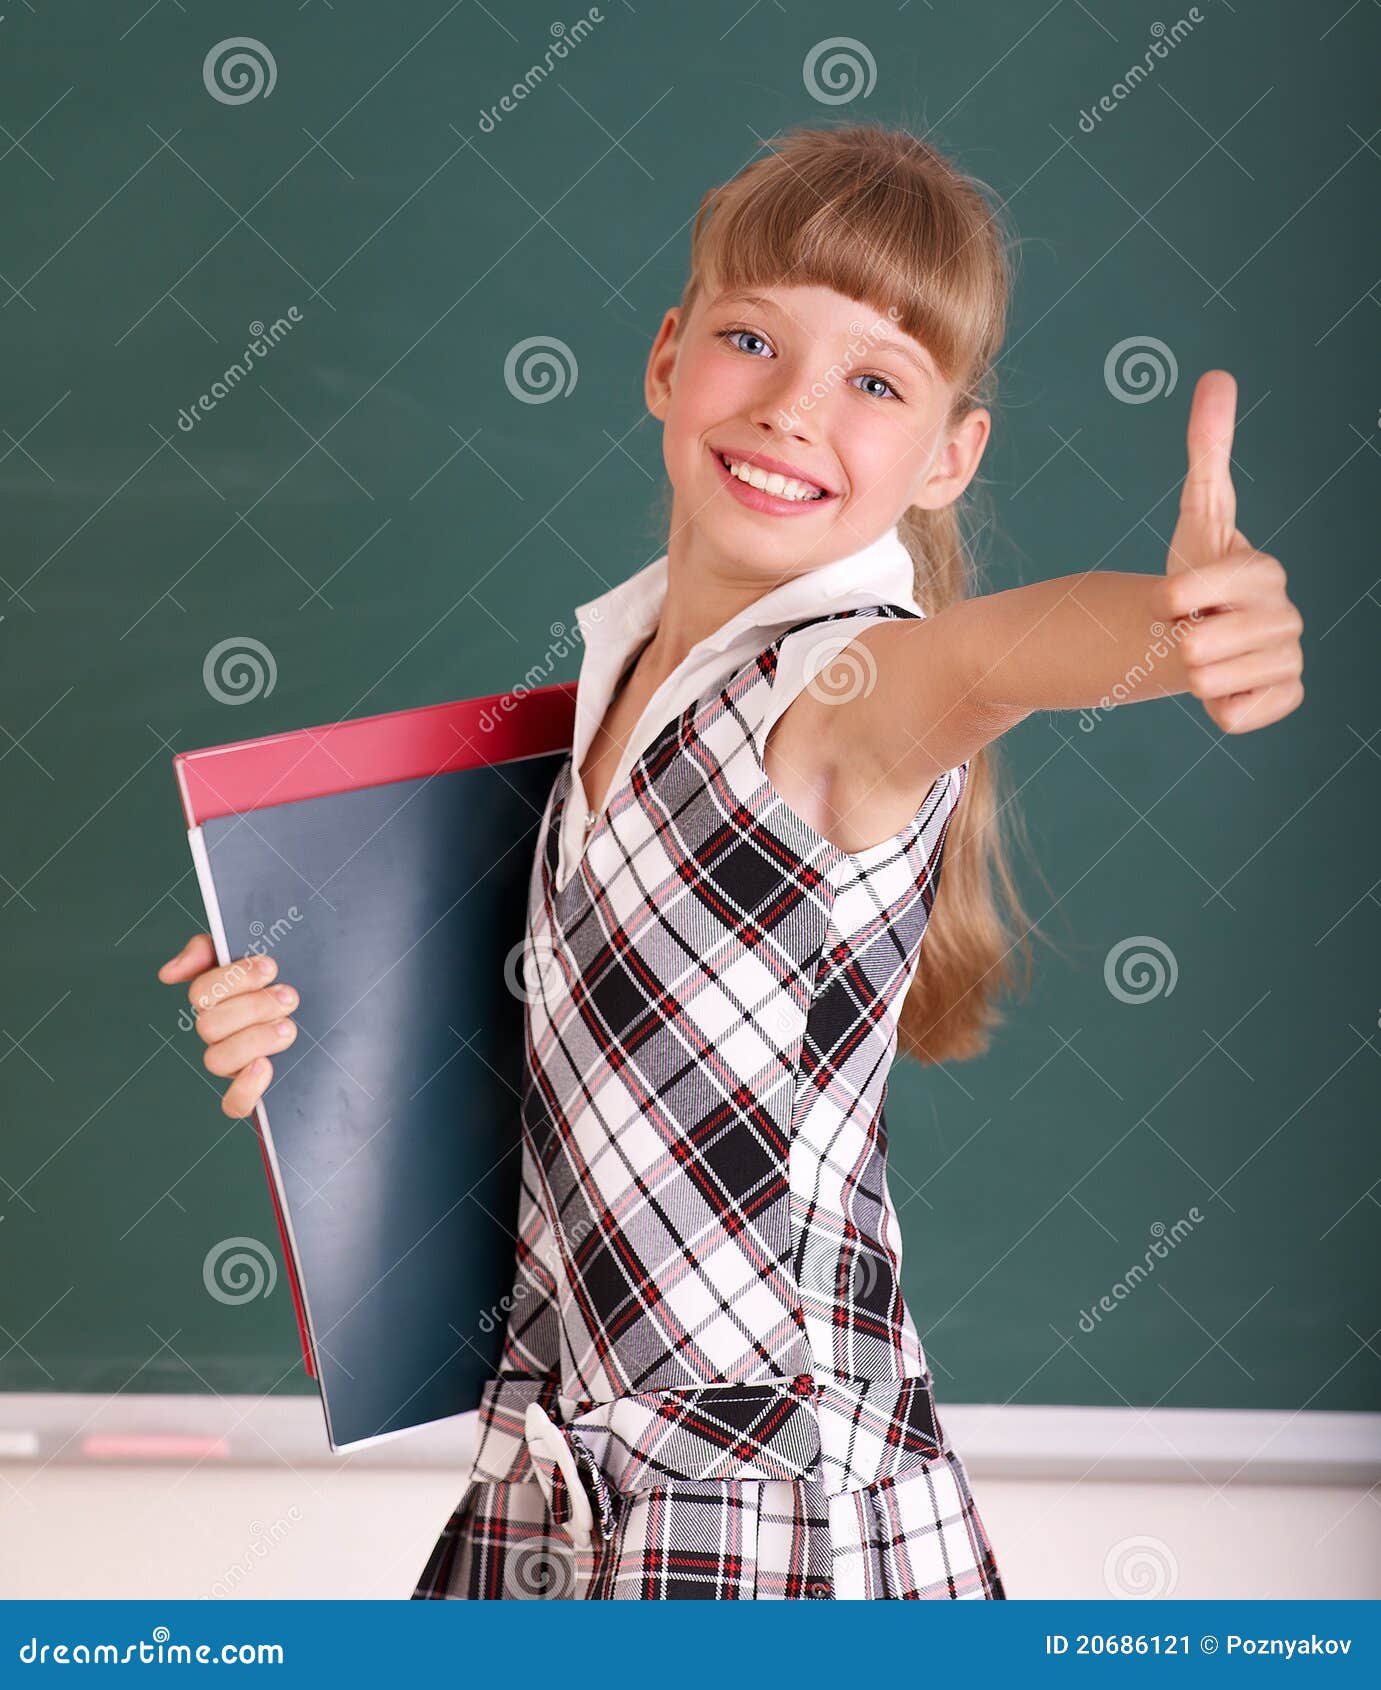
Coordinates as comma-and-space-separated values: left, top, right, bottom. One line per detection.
764, 606, 920, 715
762, 612, 951, 854
763, 605, 925, 748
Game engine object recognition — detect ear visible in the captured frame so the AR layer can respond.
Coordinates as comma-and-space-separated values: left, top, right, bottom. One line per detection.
908, 406, 991, 510
644, 307, 683, 421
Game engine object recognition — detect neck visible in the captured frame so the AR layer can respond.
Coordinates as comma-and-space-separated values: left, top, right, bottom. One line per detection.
643, 505, 893, 678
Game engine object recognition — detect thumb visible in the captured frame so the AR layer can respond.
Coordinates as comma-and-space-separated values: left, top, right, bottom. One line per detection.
1175, 369, 1238, 566
157, 933, 214, 982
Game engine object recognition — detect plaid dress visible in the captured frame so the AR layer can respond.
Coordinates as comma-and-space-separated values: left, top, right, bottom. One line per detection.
412, 602, 1006, 1600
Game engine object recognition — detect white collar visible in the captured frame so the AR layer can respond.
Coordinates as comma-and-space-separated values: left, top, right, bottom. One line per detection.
572, 522, 923, 659
556, 522, 925, 890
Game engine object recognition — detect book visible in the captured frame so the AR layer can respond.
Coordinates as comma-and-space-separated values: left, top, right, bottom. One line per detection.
172, 679, 576, 1453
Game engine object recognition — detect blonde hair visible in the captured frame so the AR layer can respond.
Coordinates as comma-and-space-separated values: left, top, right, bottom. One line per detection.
665, 118, 1041, 1065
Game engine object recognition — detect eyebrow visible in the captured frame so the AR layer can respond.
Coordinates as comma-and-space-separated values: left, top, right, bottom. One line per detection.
866, 335, 934, 381
713, 291, 935, 381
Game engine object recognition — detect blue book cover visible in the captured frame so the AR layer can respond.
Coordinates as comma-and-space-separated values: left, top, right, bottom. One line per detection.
173, 683, 576, 1452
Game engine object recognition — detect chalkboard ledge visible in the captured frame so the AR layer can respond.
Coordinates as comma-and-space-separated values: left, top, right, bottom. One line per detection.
1, 1394, 1377, 1486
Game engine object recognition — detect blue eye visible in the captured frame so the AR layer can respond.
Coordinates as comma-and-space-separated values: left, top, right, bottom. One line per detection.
853, 372, 899, 401
717, 327, 772, 357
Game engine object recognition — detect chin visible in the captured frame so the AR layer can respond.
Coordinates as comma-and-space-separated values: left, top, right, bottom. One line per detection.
706, 508, 841, 566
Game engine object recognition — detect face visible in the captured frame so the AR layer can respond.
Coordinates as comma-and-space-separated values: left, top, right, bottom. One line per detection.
645, 281, 990, 576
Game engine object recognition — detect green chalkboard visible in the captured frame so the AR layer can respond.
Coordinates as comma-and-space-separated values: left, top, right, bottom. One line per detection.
1, 0, 1374, 1414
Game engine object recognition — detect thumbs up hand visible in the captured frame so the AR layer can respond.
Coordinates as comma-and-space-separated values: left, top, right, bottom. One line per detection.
1161, 371, 1304, 733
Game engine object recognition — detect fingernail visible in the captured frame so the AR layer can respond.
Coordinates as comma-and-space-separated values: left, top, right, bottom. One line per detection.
255, 955, 275, 975
272, 986, 297, 1007
253, 1058, 269, 1077
275, 1020, 294, 1037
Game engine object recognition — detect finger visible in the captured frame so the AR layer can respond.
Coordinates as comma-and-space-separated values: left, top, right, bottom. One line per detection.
1176, 602, 1302, 666
194, 982, 299, 1047
221, 1057, 273, 1121
1179, 369, 1238, 555
203, 1016, 298, 1080
1164, 549, 1279, 619
186, 952, 278, 1016
158, 933, 215, 982
1208, 679, 1304, 735
1185, 643, 1303, 702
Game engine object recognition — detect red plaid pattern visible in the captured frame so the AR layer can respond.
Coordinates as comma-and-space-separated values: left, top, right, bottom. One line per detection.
412, 605, 1005, 1600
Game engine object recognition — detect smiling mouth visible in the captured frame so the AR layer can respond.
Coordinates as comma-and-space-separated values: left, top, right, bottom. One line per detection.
713, 450, 834, 502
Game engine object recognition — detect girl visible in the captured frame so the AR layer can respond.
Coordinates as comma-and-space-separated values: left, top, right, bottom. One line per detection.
158, 122, 1304, 1600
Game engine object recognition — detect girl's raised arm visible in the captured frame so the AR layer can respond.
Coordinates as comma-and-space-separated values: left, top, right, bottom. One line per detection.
819, 370, 1304, 804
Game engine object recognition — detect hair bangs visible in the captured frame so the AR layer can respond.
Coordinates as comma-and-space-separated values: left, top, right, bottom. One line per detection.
680, 121, 1010, 405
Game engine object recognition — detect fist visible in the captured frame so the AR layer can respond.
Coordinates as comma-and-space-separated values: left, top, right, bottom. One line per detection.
1162, 370, 1304, 734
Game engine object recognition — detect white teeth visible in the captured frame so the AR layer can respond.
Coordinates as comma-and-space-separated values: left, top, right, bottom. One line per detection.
720, 454, 825, 501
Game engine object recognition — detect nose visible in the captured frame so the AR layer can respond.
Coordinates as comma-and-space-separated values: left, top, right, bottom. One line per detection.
524, 1400, 595, 1549
747, 363, 821, 445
